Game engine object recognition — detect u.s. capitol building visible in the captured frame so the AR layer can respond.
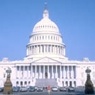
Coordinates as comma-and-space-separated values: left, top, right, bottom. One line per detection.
0, 8, 95, 88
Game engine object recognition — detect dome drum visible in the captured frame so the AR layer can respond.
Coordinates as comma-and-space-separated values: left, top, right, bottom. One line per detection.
29, 34, 63, 44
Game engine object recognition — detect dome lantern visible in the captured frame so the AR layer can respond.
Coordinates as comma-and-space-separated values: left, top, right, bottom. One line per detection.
43, 9, 49, 18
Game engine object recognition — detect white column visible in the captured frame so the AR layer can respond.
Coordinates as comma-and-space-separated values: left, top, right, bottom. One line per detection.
25, 66, 28, 78
52, 66, 54, 78
41, 66, 42, 79
67, 66, 69, 79
49, 66, 51, 78
44, 45, 46, 53
47, 65, 49, 79
50, 45, 52, 53
31, 65, 33, 78
28, 66, 31, 78
71, 66, 73, 79
42, 66, 43, 79
16, 66, 19, 79
39, 66, 41, 79
55, 65, 58, 78
51, 45, 52, 53
52, 45, 54, 53
35, 65, 37, 78
38, 45, 39, 54
40, 45, 42, 53
60, 46, 62, 55
21, 66, 23, 78
65, 66, 67, 79
55, 45, 57, 54
19, 66, 21, 78
63, 66, 65, 79
32, 46, 34, 54
24, 66, 27, 78
33, 46, 35, 54
60, 65, 62, 79
68, 66, 70, 79
27, 66, 30, 78
35, 45, 36, 54
38, 45, 40, 53
38, 66, 39, 79
57, 46, 59, 54
54, 46, 55, 54
62, 66, 64, 78
43, 65, 45, 79
26, 66, 28, 78
43, 45, 44, 53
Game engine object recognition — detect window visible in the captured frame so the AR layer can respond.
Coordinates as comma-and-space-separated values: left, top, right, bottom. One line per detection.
17, 66, 19, 70
74, 81, 76, 87
42, 45, 44, 53
29, 66, 31, 70
20, 81, 23, 86
70, 81, 72, 87
25, 81, 27, 85
40, 36, 41, 39
48, 45, 50, 52
16, 81, 19, 85
66, 81, 68, 86
42, 36, 44, 39
25, 66, 27, 71
54, 36, 55, 40
37, 36, 38, 40
48, 36, 50, 39
21, 66, 23, 71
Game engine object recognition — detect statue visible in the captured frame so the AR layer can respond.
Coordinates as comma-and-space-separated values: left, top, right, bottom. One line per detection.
3, 67, 13, 94
85, 67, 94, 94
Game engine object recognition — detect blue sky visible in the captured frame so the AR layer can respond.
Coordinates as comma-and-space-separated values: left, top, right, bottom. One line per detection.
0, 0, 95, 61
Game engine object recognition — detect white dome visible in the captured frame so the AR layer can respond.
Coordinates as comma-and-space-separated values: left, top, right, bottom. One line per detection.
32, 9, 59, 34
26, 9, 66, 60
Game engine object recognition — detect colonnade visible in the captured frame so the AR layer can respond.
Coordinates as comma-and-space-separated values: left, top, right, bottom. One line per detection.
27, 45, 65, 56
16, 65, 76, 79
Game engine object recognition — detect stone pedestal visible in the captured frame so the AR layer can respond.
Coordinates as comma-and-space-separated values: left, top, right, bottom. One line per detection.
85, 68, 94, 94
3, 68, 13, 94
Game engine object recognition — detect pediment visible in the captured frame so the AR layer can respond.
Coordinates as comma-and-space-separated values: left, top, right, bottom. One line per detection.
31, 57, 62, 64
